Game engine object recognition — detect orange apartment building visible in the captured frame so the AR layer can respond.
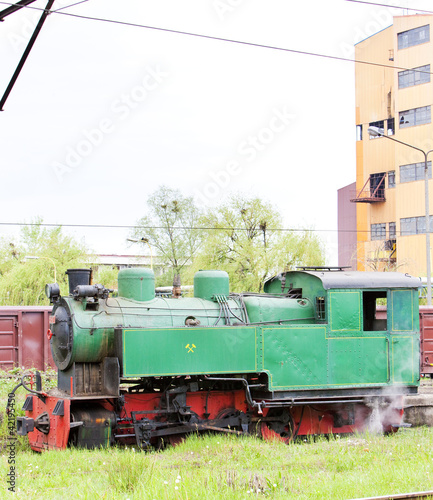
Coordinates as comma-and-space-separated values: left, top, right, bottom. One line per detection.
342, 15, 433, 277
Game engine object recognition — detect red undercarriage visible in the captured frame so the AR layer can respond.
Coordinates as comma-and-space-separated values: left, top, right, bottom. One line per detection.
24, 390, 405, 452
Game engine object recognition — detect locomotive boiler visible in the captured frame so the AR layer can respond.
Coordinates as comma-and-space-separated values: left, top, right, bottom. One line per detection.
17, 267, 421, 451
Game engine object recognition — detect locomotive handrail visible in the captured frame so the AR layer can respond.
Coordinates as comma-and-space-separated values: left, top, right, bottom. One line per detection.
386, 338, 390, 383
247, 317, 315, 326
261, 398, 365, 406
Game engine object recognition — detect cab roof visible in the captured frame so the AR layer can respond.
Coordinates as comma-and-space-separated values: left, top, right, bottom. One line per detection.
265, 270, 421, 291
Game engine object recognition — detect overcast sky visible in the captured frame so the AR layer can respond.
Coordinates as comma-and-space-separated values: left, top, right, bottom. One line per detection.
0, 0, 429, 265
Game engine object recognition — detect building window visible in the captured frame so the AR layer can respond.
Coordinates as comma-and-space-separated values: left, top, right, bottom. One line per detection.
401, 216, 433, 235
398, 65, 431, 89
389, 222, 396, 239
388, 170, 395, 188
401, 217, 417, 235
398, 24, 430, 50
400, 161, 432, 183
370, 172, 386, 199
371, 223, 386, 240
356, 124, 363, 141
399, 106, 431, 128
387, 118, 395, 136
369, 120, 385, 138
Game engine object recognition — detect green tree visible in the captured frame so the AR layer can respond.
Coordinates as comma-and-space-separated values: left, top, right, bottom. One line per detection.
93, 265, 119, 292
188, 195, 325, 292
131, 186, 203, 286
0, 220, 89, 305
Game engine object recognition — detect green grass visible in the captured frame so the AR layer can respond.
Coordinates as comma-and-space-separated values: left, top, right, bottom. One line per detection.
1, 426, 432, 499
1, 370, 433, 499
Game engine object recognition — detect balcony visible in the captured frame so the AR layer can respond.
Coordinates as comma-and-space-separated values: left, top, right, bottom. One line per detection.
351, 173, 386, 203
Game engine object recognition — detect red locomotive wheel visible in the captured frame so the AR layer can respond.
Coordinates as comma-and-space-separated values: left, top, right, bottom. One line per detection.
168, 435, 186, 447
261, 408, 294, 444
215, 407, 240, 421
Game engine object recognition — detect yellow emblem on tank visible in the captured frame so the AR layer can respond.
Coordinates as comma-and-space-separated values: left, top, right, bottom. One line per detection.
185, 343, 196, 353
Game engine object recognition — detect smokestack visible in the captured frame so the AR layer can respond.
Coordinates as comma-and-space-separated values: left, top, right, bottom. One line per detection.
65, 269, 91, 295
172, 274, 181, 299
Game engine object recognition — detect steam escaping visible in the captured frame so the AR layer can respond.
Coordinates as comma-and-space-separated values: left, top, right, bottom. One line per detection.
366, 399, 382, 434
364, 394, 405, 434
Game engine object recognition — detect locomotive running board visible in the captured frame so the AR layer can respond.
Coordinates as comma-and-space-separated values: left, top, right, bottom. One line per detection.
261, 399, 365, 407
390, 423, 411, 429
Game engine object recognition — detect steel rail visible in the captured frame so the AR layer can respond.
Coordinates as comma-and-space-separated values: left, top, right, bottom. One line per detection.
350, 491, 433, 500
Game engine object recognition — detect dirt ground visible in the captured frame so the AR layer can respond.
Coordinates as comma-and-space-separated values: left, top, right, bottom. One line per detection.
419, 377, 433, 394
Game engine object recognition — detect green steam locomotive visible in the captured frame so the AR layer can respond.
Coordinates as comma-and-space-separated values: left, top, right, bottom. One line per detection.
17, 267, 420, 451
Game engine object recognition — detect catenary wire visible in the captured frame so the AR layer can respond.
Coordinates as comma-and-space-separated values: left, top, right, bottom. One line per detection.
0, 221, 338, 232
52, 0, 89, 13
344, 0, 433, 14
0, 221, 406, 236
0, 1, 432, 75
0, 2, 427, 241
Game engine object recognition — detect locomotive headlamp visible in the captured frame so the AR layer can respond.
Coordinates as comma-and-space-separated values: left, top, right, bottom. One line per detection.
45, 283, 60, 303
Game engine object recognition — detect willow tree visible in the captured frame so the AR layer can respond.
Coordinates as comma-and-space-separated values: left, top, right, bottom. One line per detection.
188, 195, 325, 292
0, 220, 88, 305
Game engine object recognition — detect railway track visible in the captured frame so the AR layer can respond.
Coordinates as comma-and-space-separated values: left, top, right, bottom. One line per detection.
351, 492, 433, 500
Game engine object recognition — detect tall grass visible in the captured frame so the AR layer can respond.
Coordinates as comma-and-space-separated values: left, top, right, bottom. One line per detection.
1, 370, 432, 499
0, 429, 432, 499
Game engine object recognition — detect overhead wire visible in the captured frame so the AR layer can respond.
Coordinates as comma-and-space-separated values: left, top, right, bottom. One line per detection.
344, 0, 433, 14
0, 220, 400, 236
52, 0, 89, 13
0, 1, 432, 75
0, 221, 337, 232
0, 0, 430, 241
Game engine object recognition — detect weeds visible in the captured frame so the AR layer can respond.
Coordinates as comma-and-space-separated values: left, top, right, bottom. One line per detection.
107, 450, 156, 493
0, 371, 432, 499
